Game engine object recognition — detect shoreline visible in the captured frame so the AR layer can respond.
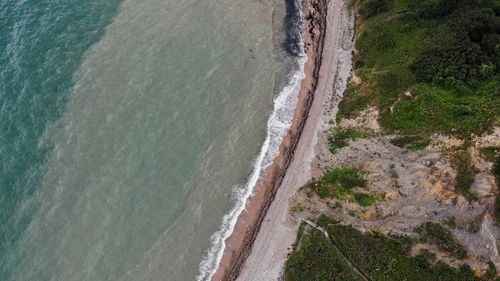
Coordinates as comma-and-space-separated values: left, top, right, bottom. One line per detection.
236, 0, 354, 279
210, 0, 329, 280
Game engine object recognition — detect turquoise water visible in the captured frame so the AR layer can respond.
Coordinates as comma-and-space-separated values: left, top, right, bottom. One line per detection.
1, 0, 299, 280
0, 0, 122, 278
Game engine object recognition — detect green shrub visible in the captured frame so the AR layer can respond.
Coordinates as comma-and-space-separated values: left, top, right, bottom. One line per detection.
350, 0, 500, 138
354, 192, 376, 206
310, 168, 367, 199
415, 222, 467, 259
336, 83, 371, 121
328, 128, 365, 153
359, 0, 392, 18
391, 135, 430, 150
286, 216, 487, 280
482, 146, 500, 224
409, 0, 459, 19
284, 227, 361, 281
322, 168, 367, 190
493, 153, 500, 183
450, 150, 477, 201
383, 82, 498, 137
410, 7, 499, 85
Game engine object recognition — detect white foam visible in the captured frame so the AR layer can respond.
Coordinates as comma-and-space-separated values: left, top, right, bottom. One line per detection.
196, 4, 306, 280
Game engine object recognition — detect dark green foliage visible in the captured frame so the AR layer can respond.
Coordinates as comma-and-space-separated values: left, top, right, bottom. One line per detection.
359, 0, 392, 18
353, 192, 376, 206
328, 128, 365, 153
411, 39, 493, 85
409, 0, 459, 19
415, 222, 467, 259
284, 228, 362, 281
292, 222, 307, 251
390, 135, 430, 150
479, 147, 499, 225
310, 168, 367, 200
286, 220, 485, 281
322, 168, 367, 190
493, 152, 500, 183
450, 149, 477, 200
348, 0, 500, 138
411, 5, 500, 85
337, 82, 371, 121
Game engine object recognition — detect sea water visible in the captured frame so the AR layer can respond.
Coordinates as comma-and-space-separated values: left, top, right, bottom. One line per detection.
0, 0, 303, 280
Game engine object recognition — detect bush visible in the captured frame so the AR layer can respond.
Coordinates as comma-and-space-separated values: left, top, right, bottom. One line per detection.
354, 192, 376, 206
322, 168, 367, 190
411, 7, 499, 85
450, 150, 477, 200
411, 39, 492, 84
409, 0, 459, 19
415, 222, 467, 259
328, 128, 365, 153
310, 168, 367, 199
336, 82, 371, 121
359, 0, 392, 18
350, 0, 500, 138
286, 219, 484, 280
383, 82, 498, 137
391, 135, 430, 150
284, 226, 360, 281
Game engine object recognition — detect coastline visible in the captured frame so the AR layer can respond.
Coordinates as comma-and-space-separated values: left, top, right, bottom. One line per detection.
237, 0, 354, 279
210, 0, 330, 280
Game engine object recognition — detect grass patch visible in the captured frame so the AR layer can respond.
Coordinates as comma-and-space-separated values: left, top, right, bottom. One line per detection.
310, 168, 373, 207
353, 192, 376, 206
336, 82, 371, 121
391, 135, 430, 151
415, 222, 467, 259
286, 217, 486, 280
450, 149, 477, 201
322, 168, 367, 189
383, 82, 499, 137
328, 128, 365, 153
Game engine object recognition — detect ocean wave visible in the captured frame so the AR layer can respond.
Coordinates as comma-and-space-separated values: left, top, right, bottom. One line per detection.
196, 2, 306, 279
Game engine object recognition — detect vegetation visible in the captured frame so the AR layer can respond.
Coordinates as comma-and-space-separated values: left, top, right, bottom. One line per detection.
286, 216, 486, 281
390, 135, 430, 150
353, 192, 376, 206
359, 0, 392, 18
450, 149, 477, 200
494, 154, 500, 224
322, 168, 367, 189
328, 128, 365, 153
309, 168, 381, 206
310, 168, 367, 199
415, 222, 467, 259
336, 82, 370, 121
285, 224, 362, 281
338, 0, 500, 137
482, 147, 500, 224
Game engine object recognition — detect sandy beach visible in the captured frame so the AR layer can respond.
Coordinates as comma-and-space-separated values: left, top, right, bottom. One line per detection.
211, 0, 353, 280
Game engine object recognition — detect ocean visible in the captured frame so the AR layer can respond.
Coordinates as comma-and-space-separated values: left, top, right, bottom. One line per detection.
0, 0, 303, 280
